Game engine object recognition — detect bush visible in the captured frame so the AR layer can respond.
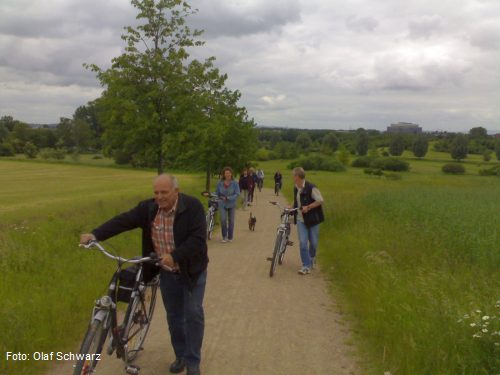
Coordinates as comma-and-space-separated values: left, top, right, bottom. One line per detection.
255, 148, 270, 161
442, 163, 465, 174
370, 157, 410, 172
478, 165, 500, 177
0, 142, 15, 156
39, 148, 66, 160
351, 156, 375, 168
23, 142, 38, 159
364, 168, 383, 176
287, 155, 346, 172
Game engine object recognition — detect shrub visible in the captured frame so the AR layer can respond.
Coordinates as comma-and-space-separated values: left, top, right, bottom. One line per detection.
370, 157, 410, 172
287, 155, 346, 172
478, 165, 500, 177
39, 148, 66, 160
442, 163, 465, 174
0, 141, 15, 156
255, 148, 270, 161
351, 156, 375, 168
23, 142, 38, 159
364, 168, 383, 176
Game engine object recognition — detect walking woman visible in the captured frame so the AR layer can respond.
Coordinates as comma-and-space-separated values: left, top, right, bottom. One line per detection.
216, 166, 240, 242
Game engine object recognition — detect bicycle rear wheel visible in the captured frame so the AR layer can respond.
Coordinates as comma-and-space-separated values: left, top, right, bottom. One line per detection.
73, 316, 109, 375
269, 231, 284, 277
122, 277, 159, 362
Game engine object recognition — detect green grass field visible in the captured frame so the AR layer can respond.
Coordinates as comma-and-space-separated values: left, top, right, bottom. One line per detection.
0, 160, 206, 375
1, 153, 499, 375
258, 155, 500, 375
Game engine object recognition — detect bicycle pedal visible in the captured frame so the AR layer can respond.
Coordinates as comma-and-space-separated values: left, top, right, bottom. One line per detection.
287, 241, 294, 246
125, 364, 140, 375
266, 257, 273, 261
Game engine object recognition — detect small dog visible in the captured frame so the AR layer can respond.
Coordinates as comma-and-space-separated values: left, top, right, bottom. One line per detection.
248, 212, 257, 231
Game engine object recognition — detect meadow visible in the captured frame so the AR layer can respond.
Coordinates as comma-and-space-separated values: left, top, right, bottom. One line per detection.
1, 152, 499, 375
259, 153, 500, 375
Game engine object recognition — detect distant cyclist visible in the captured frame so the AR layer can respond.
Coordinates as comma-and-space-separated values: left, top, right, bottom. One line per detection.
273, 170, 283, 195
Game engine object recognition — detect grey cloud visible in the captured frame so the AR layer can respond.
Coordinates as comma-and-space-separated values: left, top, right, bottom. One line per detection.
470, 21, 500, 50
407, 15, 444, 39
189, 0, 302, 38
345, 16, 379, 33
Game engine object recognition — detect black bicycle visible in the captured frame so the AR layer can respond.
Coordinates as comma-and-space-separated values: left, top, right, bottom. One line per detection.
74, 241, 160, 375
274, 181, 282, 196
268, 201, 298, 277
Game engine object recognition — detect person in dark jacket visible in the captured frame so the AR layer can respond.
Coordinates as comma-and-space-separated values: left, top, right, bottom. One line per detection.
80, 174, 207, 375
292, 167, 324, 275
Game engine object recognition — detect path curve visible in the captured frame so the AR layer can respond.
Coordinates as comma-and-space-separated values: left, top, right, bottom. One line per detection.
48, 188, 361, 375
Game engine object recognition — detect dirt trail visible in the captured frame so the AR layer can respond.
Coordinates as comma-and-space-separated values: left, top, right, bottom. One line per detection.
48, 188, 361, 375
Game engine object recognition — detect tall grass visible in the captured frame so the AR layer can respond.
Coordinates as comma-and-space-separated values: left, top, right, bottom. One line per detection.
258, 157, 499, 374
0, 160, 204, 375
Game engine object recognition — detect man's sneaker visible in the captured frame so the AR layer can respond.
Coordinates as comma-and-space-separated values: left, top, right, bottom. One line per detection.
227, 239, 233, 242
298, 267, 311, 275
220, 238, 227, 243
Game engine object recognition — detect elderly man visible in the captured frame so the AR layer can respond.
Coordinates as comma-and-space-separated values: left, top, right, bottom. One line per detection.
292, 167, 325, 275
80, 174, 208, 375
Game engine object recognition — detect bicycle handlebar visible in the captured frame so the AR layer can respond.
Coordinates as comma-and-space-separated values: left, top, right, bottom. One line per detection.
79, 240, 158, 265
269, 201, 299, 214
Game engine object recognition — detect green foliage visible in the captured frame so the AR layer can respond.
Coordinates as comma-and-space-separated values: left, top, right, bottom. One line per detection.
322, 132, 339, 153
412, 135, 429, 158
370, 157, 410, 171
482, 149, 492, 162
496, 140, 500, 161
39, 148, 66, 160
389, 135, 405, 156
337, 144, 351, 166
23, 142, 38, 159
0, 141, 15, 156
255, 148, 271, 161
356, 129, 369, 156
442, 163, 466, 174
270, 141, 297, 159
287, 155, 346, 172
478, 165, 500, 177
295, 132, 312, 151
351, 156, 375, 168
469, 126, 488, 139
450, 134, 468, 161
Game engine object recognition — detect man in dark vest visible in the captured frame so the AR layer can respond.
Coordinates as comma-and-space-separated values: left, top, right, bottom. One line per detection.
292, 167, 325, 275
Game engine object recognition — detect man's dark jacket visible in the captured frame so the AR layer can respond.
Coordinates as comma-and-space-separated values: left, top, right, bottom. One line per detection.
293, 181, 325, 228
92, 193, 208, 288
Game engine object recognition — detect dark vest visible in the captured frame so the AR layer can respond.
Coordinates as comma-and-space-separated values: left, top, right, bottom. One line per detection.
293, 181, 325, 227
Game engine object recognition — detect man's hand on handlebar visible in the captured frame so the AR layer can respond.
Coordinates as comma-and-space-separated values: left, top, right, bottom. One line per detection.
80, 233, 96, 245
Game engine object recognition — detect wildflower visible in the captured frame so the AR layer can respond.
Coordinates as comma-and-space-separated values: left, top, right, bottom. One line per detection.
482, 316, 490, 321
482, 328, 488, 333
470, 323, 477, 327
473, 333, 482, 338
463, 314, 470, 319
476, 310, 482, 313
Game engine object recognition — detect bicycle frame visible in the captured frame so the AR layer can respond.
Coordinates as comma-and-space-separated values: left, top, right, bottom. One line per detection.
269, 202, 298, 277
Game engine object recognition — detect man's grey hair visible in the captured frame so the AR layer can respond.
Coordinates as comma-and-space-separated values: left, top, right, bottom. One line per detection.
155, 174, 179, 188
292, 167, 305, 179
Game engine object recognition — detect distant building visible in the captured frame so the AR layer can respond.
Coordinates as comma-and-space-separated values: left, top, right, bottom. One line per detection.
386, 122, 422, 134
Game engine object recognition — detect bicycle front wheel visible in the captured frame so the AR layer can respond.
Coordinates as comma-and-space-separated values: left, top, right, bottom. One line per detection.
73, 316, 109, 375
269, 231, 284, 277
278, 236, 287, 265
206, 213, 214, 240
122, 277, 159, 362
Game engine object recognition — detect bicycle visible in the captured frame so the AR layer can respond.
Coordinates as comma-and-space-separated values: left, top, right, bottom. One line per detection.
274, 181, 282, 196
74, 241, 160, 375
202, 191, 221, 240
268, 201, 299, 277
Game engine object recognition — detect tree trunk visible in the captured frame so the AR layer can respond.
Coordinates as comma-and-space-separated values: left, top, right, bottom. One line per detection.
205, 163, 211, 191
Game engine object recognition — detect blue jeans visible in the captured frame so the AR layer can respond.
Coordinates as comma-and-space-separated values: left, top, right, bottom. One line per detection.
219, 206, 235, 240
296, 221, 320, 268
159, 270, 207, 368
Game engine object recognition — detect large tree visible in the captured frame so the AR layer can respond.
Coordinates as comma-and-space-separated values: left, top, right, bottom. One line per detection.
450, 134, 468, 161
389, 135, 405, 156
412, 135, 428, 158
89, 0, 255, 174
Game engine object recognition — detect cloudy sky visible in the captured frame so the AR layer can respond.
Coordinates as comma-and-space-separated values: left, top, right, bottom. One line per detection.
1, 0, 499, 132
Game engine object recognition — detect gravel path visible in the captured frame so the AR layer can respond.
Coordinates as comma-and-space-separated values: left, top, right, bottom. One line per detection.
48, 188, 361, 375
